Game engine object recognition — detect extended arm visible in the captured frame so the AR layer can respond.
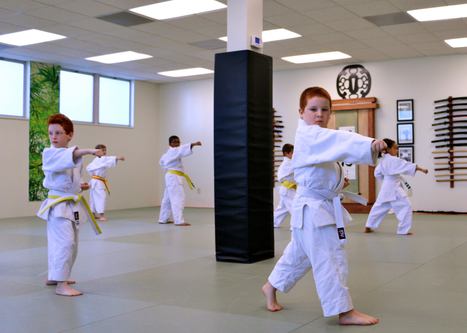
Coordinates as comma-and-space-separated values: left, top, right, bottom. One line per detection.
73, 148, 104, 163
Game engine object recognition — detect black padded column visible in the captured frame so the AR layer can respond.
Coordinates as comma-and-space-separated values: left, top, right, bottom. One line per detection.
214, 50, 274, 263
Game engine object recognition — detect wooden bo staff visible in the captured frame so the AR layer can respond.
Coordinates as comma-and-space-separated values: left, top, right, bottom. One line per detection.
432, 120, 467, 127
434, 126, 467, 132
431, 137, 467, 143
434, 114, 467, 121
435, 172, 467, 177
434, 161, 467, 165
434, 106, 467, 113
436, 179, 467, 182
435, 143, 467, 148
434, 166, 467, 171
434, 97, 467, 103
434, 155, 467, 159
433, 149, 467, 154
435, 131, 467, 137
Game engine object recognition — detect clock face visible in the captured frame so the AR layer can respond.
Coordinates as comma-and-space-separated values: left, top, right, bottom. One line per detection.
336, 64, 371, 99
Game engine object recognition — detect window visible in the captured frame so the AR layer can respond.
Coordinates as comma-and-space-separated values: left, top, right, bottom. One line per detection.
0, 59, 25, 117
98, 77, 132, 126
59, 70, 94, 122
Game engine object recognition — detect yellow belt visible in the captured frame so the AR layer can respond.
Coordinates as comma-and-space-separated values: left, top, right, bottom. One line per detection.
92, 175, 110, 194
281, 180, 297, 190
39, 194, 102, 235
167, 170, 195, 190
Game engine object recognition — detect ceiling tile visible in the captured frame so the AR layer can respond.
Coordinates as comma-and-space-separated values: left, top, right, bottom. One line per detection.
343, 0, 401, 16
381, 22, 426, 35
275, 0, 336, 11
306, 6, 360, 23
331, 18, 377, 32
97, 11, 154, 27
53, 0, 121, 17
388, 0, 446, 11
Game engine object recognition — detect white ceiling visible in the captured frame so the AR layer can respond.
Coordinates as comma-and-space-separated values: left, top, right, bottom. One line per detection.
1, 0, 467, 83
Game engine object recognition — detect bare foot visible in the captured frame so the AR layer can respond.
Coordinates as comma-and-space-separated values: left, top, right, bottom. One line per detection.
339, 309, 379, 325
262, 282, 283, 312
175, 223, 191, 226
158, 221, 174, 224
55, 282, 83, 297
398, 232, 413, 236
46, 279, 75, 286
364, 227, 374, 233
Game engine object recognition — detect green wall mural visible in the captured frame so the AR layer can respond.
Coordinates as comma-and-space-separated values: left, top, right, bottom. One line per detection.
29, 62, 60, 201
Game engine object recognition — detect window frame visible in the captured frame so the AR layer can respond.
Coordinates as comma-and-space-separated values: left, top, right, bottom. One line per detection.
0, 58, 28, 120
97, 75, 134, 128
59, 68, 95, 124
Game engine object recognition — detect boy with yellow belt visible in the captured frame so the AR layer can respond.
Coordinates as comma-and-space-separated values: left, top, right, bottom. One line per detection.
86, 144, 125, 221
158, 135, 201, 226
273, 144, 296, 228
37, 114, 103, 296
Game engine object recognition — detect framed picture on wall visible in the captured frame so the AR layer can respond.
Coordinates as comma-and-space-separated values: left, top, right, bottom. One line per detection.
398, 146, 414, 163
397, 123, 414, 145
397, 99, 414, 121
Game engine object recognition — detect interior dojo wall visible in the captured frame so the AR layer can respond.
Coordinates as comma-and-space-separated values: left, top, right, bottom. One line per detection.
0, 80, 162, 219
157, 54, 467, 212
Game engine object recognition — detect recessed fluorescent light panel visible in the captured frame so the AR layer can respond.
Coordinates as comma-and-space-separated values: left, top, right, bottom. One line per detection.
130, 0, 226, 20
282, 51, 351, 64
219, 28, 301, 43
445, 37, 467, 48
0, 29, 66, 46
407, 4, 467, 22
86, 51, 152, 64
158, 67, 214, 77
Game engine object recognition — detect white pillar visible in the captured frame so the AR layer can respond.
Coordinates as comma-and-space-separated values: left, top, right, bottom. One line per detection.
227, 0, 263, 53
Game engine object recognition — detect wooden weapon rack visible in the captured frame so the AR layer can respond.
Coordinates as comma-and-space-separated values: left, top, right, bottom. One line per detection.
433, 96, 467, 188
273, 109, 283, 183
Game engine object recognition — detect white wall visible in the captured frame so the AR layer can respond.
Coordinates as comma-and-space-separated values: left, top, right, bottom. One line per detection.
0, 80, 162, 219
157, 79, 214, 208
157, 54, 467, 212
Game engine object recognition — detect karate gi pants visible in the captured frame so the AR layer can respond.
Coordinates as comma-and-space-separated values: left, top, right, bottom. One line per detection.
365, 196, 412, 235
89, 180, 107, 214
47, 216, 79, 281
268, 206, 353, 317
158, 173, 185, 225
273, 189, 295, 228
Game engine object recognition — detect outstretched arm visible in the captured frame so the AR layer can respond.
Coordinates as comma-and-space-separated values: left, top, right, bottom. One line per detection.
416, 165, 428, 174
190, 141, 202, 149
73, 148, 104, 163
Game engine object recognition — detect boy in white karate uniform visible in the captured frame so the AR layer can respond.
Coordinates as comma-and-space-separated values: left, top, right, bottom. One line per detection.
262, 87, 386, 325
37, 114, 104, 296
158, 135, 202, 226
273, 144, 296, 228
365, 138, 428, 235
86, 144, 125, 221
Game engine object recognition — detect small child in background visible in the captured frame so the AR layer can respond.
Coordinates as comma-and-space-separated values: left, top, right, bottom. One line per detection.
86, 144, 125, 221
158, 135, 202, 226
37, 114, 104, 296
273, 144, 296, 228
365, 138, 428, 235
